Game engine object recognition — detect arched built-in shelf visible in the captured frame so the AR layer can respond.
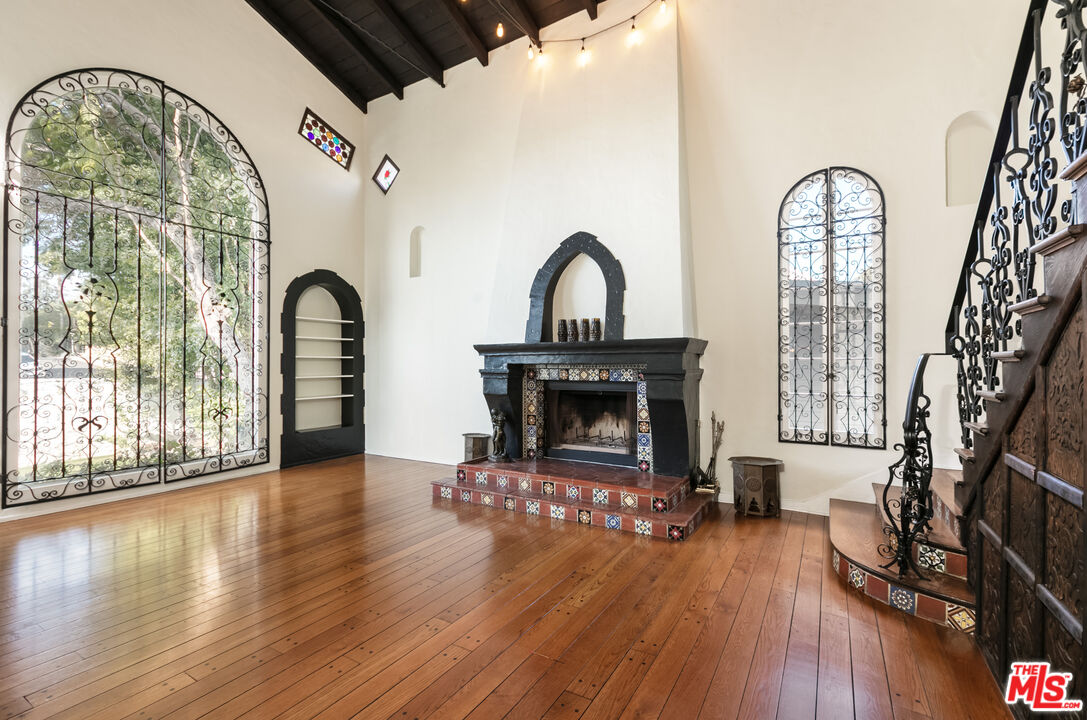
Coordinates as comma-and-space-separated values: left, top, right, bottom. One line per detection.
281, 270, 364, 467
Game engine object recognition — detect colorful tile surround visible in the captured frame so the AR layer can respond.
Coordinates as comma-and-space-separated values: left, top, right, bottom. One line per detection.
832, 549, 976, 634
431, 459, 716, 541
523, 366, 654, 472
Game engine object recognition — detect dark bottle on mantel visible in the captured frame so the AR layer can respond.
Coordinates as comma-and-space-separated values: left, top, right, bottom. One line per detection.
569, 319, 579, 342
590, 318, 601, 341
557, 319, 568, 342
580, 318, 590, 341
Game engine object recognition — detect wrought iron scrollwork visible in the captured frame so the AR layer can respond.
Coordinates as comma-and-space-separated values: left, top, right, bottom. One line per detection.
2, 68, 270, 507
778, 167, 886, 449
879, 354, 936, 578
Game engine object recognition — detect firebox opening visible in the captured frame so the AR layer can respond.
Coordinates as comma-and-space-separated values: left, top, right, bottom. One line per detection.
545, 384, 636, 466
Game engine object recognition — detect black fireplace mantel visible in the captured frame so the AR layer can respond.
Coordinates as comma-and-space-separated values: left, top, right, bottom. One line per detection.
474, 337, 707, 478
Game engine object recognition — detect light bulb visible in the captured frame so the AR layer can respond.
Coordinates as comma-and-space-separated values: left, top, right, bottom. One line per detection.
496, 22, 504, 38
659, 0, 667, 14
627, 18, 643, 46
577, 41, 591, 67
527, 44, 535, 61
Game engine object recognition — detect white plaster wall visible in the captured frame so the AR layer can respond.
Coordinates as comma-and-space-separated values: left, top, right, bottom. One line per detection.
362, 0, 686, 464
0, 0, 367, 516
678, 0, 1025, 513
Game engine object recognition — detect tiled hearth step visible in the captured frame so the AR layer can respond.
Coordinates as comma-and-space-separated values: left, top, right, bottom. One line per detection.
457, 458, 693, 515
829, 499, 976, 634
871, 481, 967, 579
431, 478, 715, 541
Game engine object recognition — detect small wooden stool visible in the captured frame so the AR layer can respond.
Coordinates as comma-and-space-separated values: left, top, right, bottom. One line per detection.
729, 456, 783, 517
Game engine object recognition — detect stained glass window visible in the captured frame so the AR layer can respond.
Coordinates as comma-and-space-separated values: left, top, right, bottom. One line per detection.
298, 108, 355, 170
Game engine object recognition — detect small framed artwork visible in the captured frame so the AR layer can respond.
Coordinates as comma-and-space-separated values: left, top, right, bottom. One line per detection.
298, 108, 355, 170
372, 154, 400, 194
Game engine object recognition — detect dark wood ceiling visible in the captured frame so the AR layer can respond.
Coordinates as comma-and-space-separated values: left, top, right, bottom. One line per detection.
244, 0, 605, 112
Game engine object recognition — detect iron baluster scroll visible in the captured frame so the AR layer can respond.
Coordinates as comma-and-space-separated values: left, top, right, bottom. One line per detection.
778, 167, 886, 449
2, 69, 270, 507
879, 354, 937, 579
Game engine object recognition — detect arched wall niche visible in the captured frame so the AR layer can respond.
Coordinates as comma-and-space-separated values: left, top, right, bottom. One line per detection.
946, 110, 997, 207
524, 231, 626, 343
551, 254, 607, 337
281, 269, 365, 468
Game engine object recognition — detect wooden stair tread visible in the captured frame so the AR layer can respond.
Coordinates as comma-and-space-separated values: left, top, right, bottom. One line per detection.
830, 499, 974, 606
931, 468, 965, 516
954, 447, 976, 462
1009, 294, 1052, 315
976, 389, 1006, 402
1031, 224, 1086, 256
870, 482, 965, 552
964, 421, 988, 435
992, 349, 1026, 362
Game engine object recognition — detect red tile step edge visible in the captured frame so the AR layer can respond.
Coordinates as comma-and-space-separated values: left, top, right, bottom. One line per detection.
431, 477, 716, 541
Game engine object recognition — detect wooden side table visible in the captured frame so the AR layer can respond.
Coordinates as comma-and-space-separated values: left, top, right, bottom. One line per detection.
729, 456, 783, 517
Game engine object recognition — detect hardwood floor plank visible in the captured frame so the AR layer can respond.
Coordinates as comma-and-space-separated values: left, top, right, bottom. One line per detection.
0, 457, 1009, 720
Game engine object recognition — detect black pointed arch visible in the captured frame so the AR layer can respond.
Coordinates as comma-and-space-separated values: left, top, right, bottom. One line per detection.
524, 231, 626, 343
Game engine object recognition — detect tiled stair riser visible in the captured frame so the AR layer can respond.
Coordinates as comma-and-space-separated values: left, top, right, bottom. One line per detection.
832, 547, 976, 634
432, 479, 707, 541
871, 502, 967, 580
931, 490, 962, 540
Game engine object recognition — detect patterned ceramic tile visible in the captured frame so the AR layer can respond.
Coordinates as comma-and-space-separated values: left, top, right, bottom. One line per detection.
504, 496, 516, 511
635, 519, 652, 536
527, 448, 537, 459
461, 490, 472, 503
497, 475, 508, 489
527, 369, 537, 380
526, 500, 540, 516
637, 381, 647, 395
542, 481, 555, 495
609, 369, 624, 381
620, 369, 636, 381
638, 421, 651, 434
578, 509, 592, 524
456, 469, 466, 481
475, 471, 488, 486
637, 407, 650, 421
668, 524, 685, 541
567, 485, 581, 501
917, 545, 947, 573
559, 369, 569, 380
890, 586, 916, 614
848, 564, 865, 589
519, 478, 531, 492
832, 549, 840, 571
605, 514, 621, 530
652, 497, 667, 513
637, 446, 651, 461
526, 425, 537, 438
947, 605, 976, 633
593, 488, 609, 504
440, 486, 452, 499
551, 504, 565, 520
621, 492, 638, 509
639, 461, 650, 472
481, 493, 494, 506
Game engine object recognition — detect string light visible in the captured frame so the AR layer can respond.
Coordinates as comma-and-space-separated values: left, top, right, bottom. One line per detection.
511, 0, 671, 67
496, 22, 504, 38
577, 39, 591, 67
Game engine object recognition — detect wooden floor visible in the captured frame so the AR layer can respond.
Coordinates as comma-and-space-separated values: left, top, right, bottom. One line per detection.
0, 455, 1010, 720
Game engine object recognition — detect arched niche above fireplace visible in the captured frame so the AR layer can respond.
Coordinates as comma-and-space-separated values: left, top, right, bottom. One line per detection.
524, 231, 626, 343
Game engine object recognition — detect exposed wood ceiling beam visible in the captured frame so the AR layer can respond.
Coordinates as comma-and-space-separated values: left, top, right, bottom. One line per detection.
368, 0, 446, 87
243, 0, 369, 113
579, 0, 598, 20
434, 0, 488, 67
301, 0, 405, 100
497, 0, 540, 45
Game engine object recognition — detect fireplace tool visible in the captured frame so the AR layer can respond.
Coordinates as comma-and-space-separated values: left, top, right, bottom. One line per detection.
694, 412, 724, 494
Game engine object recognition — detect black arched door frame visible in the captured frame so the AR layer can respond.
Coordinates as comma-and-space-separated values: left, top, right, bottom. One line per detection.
281, 269, 364, 468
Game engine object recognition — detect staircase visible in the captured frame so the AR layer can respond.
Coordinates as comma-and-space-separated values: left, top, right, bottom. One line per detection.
828, 1, 1087, 714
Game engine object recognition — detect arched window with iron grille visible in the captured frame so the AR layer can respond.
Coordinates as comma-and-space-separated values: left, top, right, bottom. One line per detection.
778, 167, 886, 448
2, 68, 270, 506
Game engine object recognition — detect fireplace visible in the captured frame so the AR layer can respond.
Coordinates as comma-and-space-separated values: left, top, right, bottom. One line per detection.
545, 383, 636, 467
